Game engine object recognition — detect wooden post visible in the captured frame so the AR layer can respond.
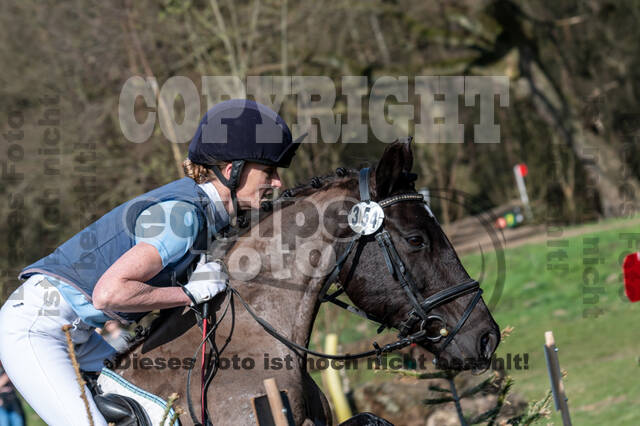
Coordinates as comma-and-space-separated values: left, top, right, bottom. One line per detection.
544, 331, 572, 426
263, 378, 288, 426
322, 333, 353, 422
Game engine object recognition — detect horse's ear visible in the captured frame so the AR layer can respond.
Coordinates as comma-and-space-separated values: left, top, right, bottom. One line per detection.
374, 137, 414, 199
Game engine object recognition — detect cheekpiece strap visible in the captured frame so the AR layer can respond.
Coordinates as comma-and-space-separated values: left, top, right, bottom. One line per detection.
359, 168, 371, 202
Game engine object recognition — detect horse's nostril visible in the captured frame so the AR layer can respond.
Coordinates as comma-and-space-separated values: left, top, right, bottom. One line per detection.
479, 331, 498, 359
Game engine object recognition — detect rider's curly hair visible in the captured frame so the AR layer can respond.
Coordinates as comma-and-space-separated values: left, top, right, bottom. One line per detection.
182, 158, 230, 184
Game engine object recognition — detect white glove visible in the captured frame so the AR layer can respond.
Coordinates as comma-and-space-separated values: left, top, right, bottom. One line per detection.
183, 255, 228, 306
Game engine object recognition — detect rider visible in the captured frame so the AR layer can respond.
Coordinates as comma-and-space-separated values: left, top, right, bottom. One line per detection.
0, 99, 304, 426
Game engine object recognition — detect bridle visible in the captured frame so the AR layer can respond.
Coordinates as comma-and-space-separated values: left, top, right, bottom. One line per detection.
187, 167, 484, 425
316, 167, 483, 357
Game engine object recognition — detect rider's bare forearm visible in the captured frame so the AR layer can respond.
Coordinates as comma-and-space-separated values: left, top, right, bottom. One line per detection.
93, 279, 190, 312
93, 242, 191, 311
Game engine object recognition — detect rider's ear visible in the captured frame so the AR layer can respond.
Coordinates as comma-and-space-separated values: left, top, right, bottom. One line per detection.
221, 163, 234, 180
374, 138, 414, 199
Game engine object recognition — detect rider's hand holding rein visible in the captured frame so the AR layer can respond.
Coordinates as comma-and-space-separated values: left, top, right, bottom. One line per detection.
183, 256, 228, 306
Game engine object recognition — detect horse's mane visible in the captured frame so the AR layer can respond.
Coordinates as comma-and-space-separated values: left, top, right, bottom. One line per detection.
221, 166, 361, 238
270, 167, 359, 205
257, 164, 416, 218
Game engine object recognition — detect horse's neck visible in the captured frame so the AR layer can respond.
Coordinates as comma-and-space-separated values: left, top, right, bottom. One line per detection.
239, 267, 324, 351
233, 188, 347, 350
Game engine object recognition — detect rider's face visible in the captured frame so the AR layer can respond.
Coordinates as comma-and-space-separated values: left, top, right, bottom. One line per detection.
235, 162, 283, 209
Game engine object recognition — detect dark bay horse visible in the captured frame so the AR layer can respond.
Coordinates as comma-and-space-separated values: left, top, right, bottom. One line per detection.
114, 139, 500, 425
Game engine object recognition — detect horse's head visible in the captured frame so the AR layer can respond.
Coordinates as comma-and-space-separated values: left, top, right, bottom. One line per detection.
329, 139, 500, 371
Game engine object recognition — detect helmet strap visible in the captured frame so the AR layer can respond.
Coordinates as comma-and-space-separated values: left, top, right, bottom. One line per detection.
210, 160, 246, 227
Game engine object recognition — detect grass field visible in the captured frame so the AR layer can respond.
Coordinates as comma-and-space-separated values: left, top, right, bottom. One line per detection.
311, 218, 640, 425
462, 219, 640, 425
18, 218, 640, 425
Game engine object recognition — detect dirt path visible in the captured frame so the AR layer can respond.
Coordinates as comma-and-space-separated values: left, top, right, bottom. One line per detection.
450, 216, 640, 255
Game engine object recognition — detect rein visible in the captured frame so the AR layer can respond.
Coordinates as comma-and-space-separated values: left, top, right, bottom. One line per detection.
186, 166, 483, 425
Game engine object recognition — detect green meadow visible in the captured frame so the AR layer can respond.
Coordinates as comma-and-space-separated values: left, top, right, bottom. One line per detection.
462, 220, 640, 425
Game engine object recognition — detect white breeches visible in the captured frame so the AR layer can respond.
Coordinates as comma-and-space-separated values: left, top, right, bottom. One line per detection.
0, 275, 117, 426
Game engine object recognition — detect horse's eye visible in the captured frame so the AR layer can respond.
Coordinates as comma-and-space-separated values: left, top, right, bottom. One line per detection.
406, 236, 426, 248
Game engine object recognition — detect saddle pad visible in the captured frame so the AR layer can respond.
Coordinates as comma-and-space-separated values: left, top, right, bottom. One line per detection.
98, 368, 180, 426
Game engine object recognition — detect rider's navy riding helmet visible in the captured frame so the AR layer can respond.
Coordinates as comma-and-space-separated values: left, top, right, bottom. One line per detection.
188, 99, 305, 226
188, 99, 305, 168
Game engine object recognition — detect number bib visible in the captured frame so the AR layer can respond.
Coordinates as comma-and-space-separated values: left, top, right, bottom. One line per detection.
348, 201, 385, 235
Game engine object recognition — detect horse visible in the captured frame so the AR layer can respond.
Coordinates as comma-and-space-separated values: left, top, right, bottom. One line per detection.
112, 139, 500, 425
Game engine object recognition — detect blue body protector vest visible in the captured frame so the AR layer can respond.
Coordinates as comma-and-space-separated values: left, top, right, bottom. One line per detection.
19, 178, 212, 323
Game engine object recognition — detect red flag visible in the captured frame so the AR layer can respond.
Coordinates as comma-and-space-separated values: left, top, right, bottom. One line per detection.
518, 164, 528, 177
623, 252, 640, 302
